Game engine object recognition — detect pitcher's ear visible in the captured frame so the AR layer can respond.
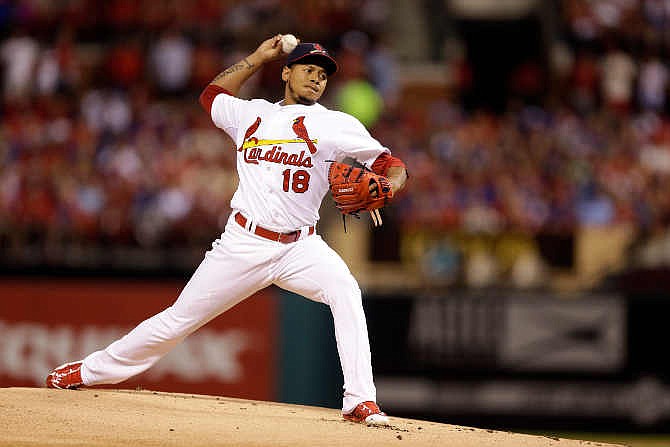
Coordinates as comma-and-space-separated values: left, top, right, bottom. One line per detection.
281, 65, 291, 82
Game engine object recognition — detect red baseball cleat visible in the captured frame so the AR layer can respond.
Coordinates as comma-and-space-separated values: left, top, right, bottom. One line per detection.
343, 401, 389, 426
46, 361, 84, 389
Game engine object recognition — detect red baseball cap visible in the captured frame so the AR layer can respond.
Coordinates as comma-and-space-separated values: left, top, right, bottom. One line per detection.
286, 43, 338, 76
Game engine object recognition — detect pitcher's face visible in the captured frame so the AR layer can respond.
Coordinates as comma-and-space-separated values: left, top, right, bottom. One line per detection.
282, 64, 328, 105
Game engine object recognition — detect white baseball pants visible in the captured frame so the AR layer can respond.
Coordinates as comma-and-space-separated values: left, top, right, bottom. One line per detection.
80, 212, 376, 413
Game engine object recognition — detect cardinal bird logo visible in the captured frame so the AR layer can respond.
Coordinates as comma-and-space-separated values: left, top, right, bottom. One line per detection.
292, 116, 317, 154
238, 116, 262, 151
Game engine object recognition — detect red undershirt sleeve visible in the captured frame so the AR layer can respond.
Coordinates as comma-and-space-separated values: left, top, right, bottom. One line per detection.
199, 85, 234, 115
370, 152, 407, 176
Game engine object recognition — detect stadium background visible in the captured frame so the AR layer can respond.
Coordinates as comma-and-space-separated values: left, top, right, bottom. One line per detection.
1, 0, 670, 444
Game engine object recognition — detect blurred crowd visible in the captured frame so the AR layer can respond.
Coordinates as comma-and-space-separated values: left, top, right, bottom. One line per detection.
2, 0, 670, 278
0, 0, 393, 252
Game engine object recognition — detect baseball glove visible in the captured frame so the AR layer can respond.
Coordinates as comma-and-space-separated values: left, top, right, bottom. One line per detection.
328, 160, 393, 227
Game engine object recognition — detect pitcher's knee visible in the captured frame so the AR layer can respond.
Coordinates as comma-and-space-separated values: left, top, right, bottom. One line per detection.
322, 273, 362, 305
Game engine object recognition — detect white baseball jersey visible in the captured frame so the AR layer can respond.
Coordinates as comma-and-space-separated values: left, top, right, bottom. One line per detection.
210, 94, 390, 231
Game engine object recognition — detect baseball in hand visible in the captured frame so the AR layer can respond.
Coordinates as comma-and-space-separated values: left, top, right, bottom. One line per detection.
281, 34, 298, 53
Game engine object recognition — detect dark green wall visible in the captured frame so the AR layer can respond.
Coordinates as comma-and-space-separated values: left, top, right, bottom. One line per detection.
278, 289, 342, 409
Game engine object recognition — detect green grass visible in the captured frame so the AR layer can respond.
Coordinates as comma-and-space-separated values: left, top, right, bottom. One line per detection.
525, 432, 670, 447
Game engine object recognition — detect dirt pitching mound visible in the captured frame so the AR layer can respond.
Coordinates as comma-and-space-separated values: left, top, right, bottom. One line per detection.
0, 388, 624, 447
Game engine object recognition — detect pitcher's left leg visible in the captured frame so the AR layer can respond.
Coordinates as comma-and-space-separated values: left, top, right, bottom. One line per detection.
273, 236, 379, 414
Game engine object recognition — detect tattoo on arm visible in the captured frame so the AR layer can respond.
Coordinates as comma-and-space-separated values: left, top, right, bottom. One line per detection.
213, 58, 255, 82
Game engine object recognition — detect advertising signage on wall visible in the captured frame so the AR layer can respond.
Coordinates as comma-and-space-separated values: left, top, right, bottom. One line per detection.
365, 292, 670, 430
0, 279, 278, 400
367, 293, 626, 375
403, 294, 626, 373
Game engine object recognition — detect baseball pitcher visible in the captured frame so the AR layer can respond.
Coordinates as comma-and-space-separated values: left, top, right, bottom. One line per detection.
46, 35, 408, 426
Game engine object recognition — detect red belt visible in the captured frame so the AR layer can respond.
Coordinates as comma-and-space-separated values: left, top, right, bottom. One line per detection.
235, 213, 314, 244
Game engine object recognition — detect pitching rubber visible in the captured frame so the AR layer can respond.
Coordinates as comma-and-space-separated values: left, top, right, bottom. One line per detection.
365, 413, 390, 426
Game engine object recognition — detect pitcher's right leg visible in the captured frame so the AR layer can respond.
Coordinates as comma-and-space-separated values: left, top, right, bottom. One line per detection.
273, 235, 388, 425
